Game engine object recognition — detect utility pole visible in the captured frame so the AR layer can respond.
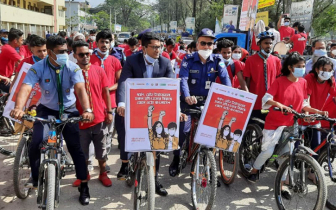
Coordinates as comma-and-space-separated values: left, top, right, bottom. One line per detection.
110, 8, 112, 31
114, 8, 116, 33
69, 0, 72, 31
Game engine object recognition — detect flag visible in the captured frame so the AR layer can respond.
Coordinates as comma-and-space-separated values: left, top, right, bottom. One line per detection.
215, 18, 221, 34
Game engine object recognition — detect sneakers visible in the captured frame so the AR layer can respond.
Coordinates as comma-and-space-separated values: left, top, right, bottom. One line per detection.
78, 184, 90, 205
25, 177, 38, 189
73, 174, 91, 187
155, 180, 168, 196
247, 172, 259, 183
99, 172, 112, 187
117, 164, 128, 180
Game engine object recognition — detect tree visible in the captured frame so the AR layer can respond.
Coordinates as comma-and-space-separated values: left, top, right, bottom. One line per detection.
92, 11, 110, 30
312, 4, 336, 37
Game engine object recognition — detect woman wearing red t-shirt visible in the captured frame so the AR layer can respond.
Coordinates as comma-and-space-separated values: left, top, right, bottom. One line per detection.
247, 53, 325, 189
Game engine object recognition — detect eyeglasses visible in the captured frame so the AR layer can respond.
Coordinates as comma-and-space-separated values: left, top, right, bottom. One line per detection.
199, 41, 213, 47
147, 45, 161, 51
77, 52, 90, 58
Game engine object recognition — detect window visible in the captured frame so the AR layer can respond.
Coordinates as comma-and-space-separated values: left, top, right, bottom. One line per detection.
17, 0, 20, 7
23, 0, 26, 9
44, 6, 52, 15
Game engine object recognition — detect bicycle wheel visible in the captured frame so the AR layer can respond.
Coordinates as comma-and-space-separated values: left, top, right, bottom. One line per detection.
239, 124, 262, 178
317, 147, 336, 210
133, 159, 155, 210
191, 149, 217, 210
274, 153, 327, 210
219, 150, 238, 185
46, 164, 56, 210
13, 136, 31, 199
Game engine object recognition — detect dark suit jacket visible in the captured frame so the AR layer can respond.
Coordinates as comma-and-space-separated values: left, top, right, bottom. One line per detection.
117, 53, 175, 104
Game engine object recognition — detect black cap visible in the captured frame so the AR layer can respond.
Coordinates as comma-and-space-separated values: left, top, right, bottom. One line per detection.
137, 29, 152, 40
197, 28, 216, 39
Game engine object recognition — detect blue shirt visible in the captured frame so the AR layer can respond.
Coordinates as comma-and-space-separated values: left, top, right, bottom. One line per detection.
23, 58, 84, 111
226, 25, 235, 33
179, 53, 231, 98
144, 57, 154, 78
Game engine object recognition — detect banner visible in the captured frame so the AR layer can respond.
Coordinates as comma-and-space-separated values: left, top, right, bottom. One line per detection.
157, 25, 161, 33
256, 11, 269, 26
170, 21, 177, 33
222, 5, 239, 33
114, 24, 121, 32
290, 0, 314, 32
125, 78, 180, 152
258, 0, 275, 9
185, 17, 195, 35
194, 83, 257, 152
162, 24, 167, 33
3, 63, 42, 123
215, 18, 221, 34
239, 0, 259, 31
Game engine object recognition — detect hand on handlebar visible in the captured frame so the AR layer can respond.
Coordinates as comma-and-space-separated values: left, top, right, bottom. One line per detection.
185, 96, 197, 105
180, 113, 188, 122
82, 112, 94, 123
10, 108, 25, 120
318, 111, 328, 117
276, 102, 292, 114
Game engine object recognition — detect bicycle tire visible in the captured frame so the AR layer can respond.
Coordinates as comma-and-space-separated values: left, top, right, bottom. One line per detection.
317, 147, 336, 210
13, 136, 30, 199
219, 150, 238, 185
274, 153, 327, 210
239, 124, 262, 178
46, 164, 56, 210
191, 149, 217, 210
133, 159, 155, 210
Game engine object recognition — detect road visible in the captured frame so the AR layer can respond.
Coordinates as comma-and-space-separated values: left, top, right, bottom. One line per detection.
0, 136, 332, 210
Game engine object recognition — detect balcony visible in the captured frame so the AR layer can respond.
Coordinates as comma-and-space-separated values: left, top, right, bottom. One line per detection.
38, 0, 54, 5
1, 4, 53, 26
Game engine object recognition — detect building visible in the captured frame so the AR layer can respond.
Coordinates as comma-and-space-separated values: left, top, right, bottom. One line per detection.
65, 0, 96, 33
0, 0, 66, 38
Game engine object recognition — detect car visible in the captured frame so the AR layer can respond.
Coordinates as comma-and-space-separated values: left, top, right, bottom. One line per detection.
117, 32, 131, 44
180, 37, 194, 45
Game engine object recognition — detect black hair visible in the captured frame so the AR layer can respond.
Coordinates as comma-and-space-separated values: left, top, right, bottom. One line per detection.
8, 28, 23, 42
187, 41, 197, 49
298, 24, 305, 33
180, 44, 185, 50
265, 27, 270, 31
46, 35, 67, 50
217, 39, 234, 51
213, 48, 220, 54
309, 57, 334, 87
89, 29, 96, 34
284, 17, 291, 21
312, 39, 325, 48
166, 38, 175, 47
167, 122, 177, 130
128, 37, 138, 47
331, 43, 336, 48
152, 121, 167, 138
96, 29, 112, 42
58, 31, 66, 38
141, 32, 160, 47
281, 52, 305, 76
72, 40, 89, 53
232, 45, 241, 52
268, 22, 274, 28
292, 22, 301, 28
123, 39, 128, 44
233, 129, 243, 136
29, 35, 46, 47
66, 37, 73, 47
220, 125, 232, 140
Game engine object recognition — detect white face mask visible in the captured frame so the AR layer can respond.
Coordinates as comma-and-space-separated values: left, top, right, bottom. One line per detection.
232, 53, 242, 60
318, 71, 333, 81
332, 50, 336, 56
89, 36, 96, 41
223, 57, 232, 63
198, 49, 212, 60
97, 48, 109, 57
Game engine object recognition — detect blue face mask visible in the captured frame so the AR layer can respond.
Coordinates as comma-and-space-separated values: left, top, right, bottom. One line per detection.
314, 49, 327, 57
33, 56, 42, 62
1, 37, 8, 41
284, 22, 290, 26
145, 54, 157, 64
52, 51, 68, 66
293, 67, 305, 78
261, 49, 271, 57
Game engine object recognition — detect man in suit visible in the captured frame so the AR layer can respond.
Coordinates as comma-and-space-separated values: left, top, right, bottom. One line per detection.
116, 32, 174, 196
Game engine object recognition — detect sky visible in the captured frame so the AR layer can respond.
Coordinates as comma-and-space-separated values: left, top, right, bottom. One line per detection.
90, 0, 105, 7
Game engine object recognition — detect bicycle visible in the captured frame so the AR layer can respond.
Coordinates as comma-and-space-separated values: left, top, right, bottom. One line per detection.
240, 107, 327, 210
21, 114, 83, 210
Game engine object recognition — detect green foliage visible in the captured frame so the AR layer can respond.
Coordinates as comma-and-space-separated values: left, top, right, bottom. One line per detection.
312, 4, 336, 37
92, 11, 110, 30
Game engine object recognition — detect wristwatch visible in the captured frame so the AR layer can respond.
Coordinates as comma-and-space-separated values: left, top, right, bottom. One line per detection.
107, 111, 115, 115
84, 108, 93, 113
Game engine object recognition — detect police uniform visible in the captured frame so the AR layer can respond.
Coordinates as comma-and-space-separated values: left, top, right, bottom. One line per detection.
23, 58, 88, 182
110, 47, 126, 66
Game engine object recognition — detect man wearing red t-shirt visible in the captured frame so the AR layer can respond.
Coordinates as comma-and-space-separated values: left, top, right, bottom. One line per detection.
87, 29, 97, 50
72, 40, 113, 188
243, 31, 282, 127
0, 28, 24, 93
124, 37, 139, 57
277, 16, 295, 41
290, 24, 307, 55
166, 38, 180, 62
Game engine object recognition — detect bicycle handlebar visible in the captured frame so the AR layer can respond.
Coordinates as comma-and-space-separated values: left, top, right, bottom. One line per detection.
22, 115, 84, 124
273, 107, 336, 123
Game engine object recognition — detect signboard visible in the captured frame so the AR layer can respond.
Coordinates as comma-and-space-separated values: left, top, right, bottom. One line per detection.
3, 63, 42, 123
258, 0, 275, 9
222, 5, 239, 33
114, 24, 121, 32
185, 17, 195, 35
239, 0, 259, 31
256, 11, 269, 26
125, 78, 180, 152
290, 0, 314, 32
194, 83, 257, 152
162, 24, 167, 33
170, 21, 177, 33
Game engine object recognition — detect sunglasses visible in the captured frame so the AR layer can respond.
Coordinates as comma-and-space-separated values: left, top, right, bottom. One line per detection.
77, 52, 90, 58
200, 41, 213, 47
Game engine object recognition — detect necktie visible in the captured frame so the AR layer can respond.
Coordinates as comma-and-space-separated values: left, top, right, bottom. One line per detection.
82, 65, 94, 112
47, 58, 64, 117
257, 53, 268, 90
94, 51, 108, 69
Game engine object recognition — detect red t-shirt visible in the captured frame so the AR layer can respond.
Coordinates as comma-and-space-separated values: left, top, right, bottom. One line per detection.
0, 44, 23, 78
176, 50, 187, 67
216, 60, 245, 88
290, 33, 307, 55
118, 44, 128, 49
321, 96, 336, 128
76, 65, 109, 129
15, 56, 34, 73
243, 54, 282, 110
265, 77, 307, 130
88, 41, 97, 50
21, 45, 32, 58
90, 54, 122, 108
161, 51, 170, 60
279, 26, 295, 41
240, 48, 249, 62
124, 49, 133, 57
167, 50, 177, 60
173, 43, 180, 52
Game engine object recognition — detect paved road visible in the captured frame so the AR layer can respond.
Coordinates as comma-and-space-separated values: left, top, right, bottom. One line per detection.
0, 136, 333, 210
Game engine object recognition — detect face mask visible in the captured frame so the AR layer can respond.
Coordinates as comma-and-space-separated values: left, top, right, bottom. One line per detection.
223, 57, 232, 63
111, 42, 115, 48
1, 37, 8, 41
331, 50, 336, 56
232, 53, 241, 60
51, 51, 68, 66
97, 48, 109, 57
145, 53, 157, 64
293, 67, 305, 78
33, 55, 42, 62
318, 71, 333, 81
261, 49, 271, 57
314, 49, 327, 57
284, 22, 290, 26
132, 48, 138, 53
198, 49, 212, 60
89, 36, 96, 41
223, 130, 230, 136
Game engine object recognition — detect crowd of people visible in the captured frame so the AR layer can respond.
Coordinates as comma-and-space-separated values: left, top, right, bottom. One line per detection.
0, 16, 335, 206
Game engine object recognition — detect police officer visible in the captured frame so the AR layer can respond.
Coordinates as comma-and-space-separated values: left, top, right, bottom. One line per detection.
169, 28, 232, 177
10, 35, 94, 206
